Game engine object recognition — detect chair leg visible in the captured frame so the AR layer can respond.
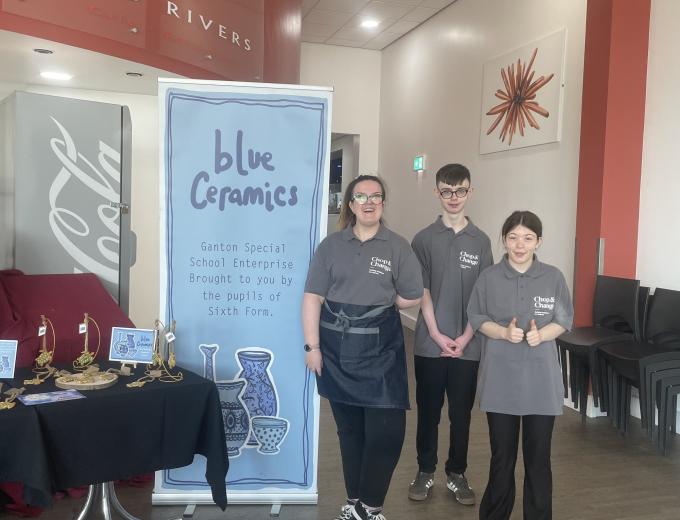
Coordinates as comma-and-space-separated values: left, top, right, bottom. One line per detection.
650, 374, 661, 442
622, 381, 631, 435
589, 348, 601, 408
569, 352, 579, 408
639, 363, 648, 431
560, 346, 569, 398
657, 378, 670, 451
579, 361, 589, 421
599, 357, 609, 413
662, 386, 674, 455
607, 366, 616, 426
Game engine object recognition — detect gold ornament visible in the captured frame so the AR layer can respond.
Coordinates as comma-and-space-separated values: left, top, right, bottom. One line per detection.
73, 313, 101, 371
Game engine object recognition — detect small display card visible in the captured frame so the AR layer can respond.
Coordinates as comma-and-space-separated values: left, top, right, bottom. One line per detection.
165, 332, 176, 343
79, 322, 87, 334
109, 327, 156, 364
0, 340, 18, 379
18, 389, 85, 405
38, 326, 46, 337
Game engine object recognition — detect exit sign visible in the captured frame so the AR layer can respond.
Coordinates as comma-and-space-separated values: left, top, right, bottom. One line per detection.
413, 155, 425, 173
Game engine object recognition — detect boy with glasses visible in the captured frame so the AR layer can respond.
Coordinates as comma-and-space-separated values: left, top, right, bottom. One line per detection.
408, 163, 493, 505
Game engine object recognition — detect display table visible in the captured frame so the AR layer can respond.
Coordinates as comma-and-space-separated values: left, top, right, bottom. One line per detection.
2, 364, 228, 517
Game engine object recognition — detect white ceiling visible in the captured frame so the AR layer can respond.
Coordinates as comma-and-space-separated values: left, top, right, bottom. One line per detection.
302, 0, 456, 49
0, 29, 182, 97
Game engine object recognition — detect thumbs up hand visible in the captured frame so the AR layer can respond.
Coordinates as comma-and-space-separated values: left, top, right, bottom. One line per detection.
505, 317, 524, 344
525, 319, 542, 347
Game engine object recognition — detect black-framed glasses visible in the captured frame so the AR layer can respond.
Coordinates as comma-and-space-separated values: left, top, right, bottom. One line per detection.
439, 187, 470, 199
352, 192, 384, 204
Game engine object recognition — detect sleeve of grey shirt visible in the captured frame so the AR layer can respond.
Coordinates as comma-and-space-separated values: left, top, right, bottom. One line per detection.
394, 238, 424, 300
466, 271, 491, 331
303, 238, 331, 297
481, 235, 494, 271
552, 269, 574, 331
410, 231, 431, 290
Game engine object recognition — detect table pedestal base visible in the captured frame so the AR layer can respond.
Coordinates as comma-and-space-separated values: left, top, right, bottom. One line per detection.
75, 482, 141, 520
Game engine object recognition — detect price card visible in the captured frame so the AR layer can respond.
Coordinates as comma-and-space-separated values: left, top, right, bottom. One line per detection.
79, 322, 88, 334
165, 332, 176, 343
0, 340, 18, 379
109, 327, 156, 364
38, 326, 46, 337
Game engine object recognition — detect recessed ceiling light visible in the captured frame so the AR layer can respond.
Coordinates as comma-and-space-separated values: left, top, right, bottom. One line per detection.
33, 48, 54, 54
361, 19, 380, 28
126, 72, 143, 77
40, 71, 72, 81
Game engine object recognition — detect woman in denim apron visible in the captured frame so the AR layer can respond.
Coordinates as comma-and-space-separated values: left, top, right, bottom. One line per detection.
302, 175, 423, 520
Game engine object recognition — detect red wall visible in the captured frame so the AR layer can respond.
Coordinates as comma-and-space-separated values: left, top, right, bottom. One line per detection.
0, 0, 301, 84
574, 0, 651, 325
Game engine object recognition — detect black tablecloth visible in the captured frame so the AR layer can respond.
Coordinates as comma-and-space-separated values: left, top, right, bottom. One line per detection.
2, 364, 228, 510
0, 405, 52, 507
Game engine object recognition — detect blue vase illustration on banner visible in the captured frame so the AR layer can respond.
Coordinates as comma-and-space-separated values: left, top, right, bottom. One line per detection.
216, 379, 250, 457
235, 349, 278, 446
199, 343, 251, 458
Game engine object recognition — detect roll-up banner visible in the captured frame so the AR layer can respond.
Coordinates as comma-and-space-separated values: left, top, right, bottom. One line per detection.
156, 79, 332, 505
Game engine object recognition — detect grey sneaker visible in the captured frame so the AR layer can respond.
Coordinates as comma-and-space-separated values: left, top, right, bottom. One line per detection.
334, 504, 354, 520
446, 472, 475, 505
408, 471, 434, 501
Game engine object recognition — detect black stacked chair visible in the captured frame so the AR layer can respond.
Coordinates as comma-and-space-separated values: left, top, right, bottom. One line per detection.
556, 275, 641, 418
598, 286, 650, 431
658, 374, 680, 454
599, 288, 680, 437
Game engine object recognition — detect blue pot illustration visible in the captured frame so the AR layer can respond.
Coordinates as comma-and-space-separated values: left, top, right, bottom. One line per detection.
216, 379, 250, 457
251, 416, 289, 454
236, 349, 278, 446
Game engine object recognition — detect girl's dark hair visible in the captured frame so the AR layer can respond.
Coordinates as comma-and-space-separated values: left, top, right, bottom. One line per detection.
338, 174, 386, 229
501, 210, 543, 238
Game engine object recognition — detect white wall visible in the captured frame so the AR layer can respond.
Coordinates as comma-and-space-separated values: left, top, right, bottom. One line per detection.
637, 0, 680, 292
300, 43, 381, 176
0, 81, 159, 329
378, 0, 587, 288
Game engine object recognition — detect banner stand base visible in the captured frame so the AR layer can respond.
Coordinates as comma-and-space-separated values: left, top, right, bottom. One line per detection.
152, 492, 318, 506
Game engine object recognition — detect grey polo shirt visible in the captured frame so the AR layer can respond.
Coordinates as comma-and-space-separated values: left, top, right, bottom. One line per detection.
411, 217, 493, 360
467, 256, 574, 416
304, 225, 424, 306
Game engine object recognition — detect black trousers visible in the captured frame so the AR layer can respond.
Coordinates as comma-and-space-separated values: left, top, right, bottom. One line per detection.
414, 355, 479, 474
479, 413, 555, 520
329, 400, 406, 508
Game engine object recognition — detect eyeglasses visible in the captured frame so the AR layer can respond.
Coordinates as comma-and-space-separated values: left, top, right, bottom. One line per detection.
439, 187, 470, 199
352, 192, 384, 204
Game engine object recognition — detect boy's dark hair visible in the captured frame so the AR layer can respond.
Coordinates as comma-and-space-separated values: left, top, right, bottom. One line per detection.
435, 163, 471, 187
501, 210, 543, 238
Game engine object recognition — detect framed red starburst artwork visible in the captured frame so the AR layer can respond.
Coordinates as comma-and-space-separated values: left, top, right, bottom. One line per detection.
480, 29, 567, 154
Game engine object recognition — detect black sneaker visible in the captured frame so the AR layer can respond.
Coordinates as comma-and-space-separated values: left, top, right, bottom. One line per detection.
408, 470, 434, 501
446, 472, 475, 505
351, 502, 386, 520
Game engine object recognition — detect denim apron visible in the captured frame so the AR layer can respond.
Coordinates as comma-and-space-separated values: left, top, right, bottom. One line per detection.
317, 300, 410, 409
